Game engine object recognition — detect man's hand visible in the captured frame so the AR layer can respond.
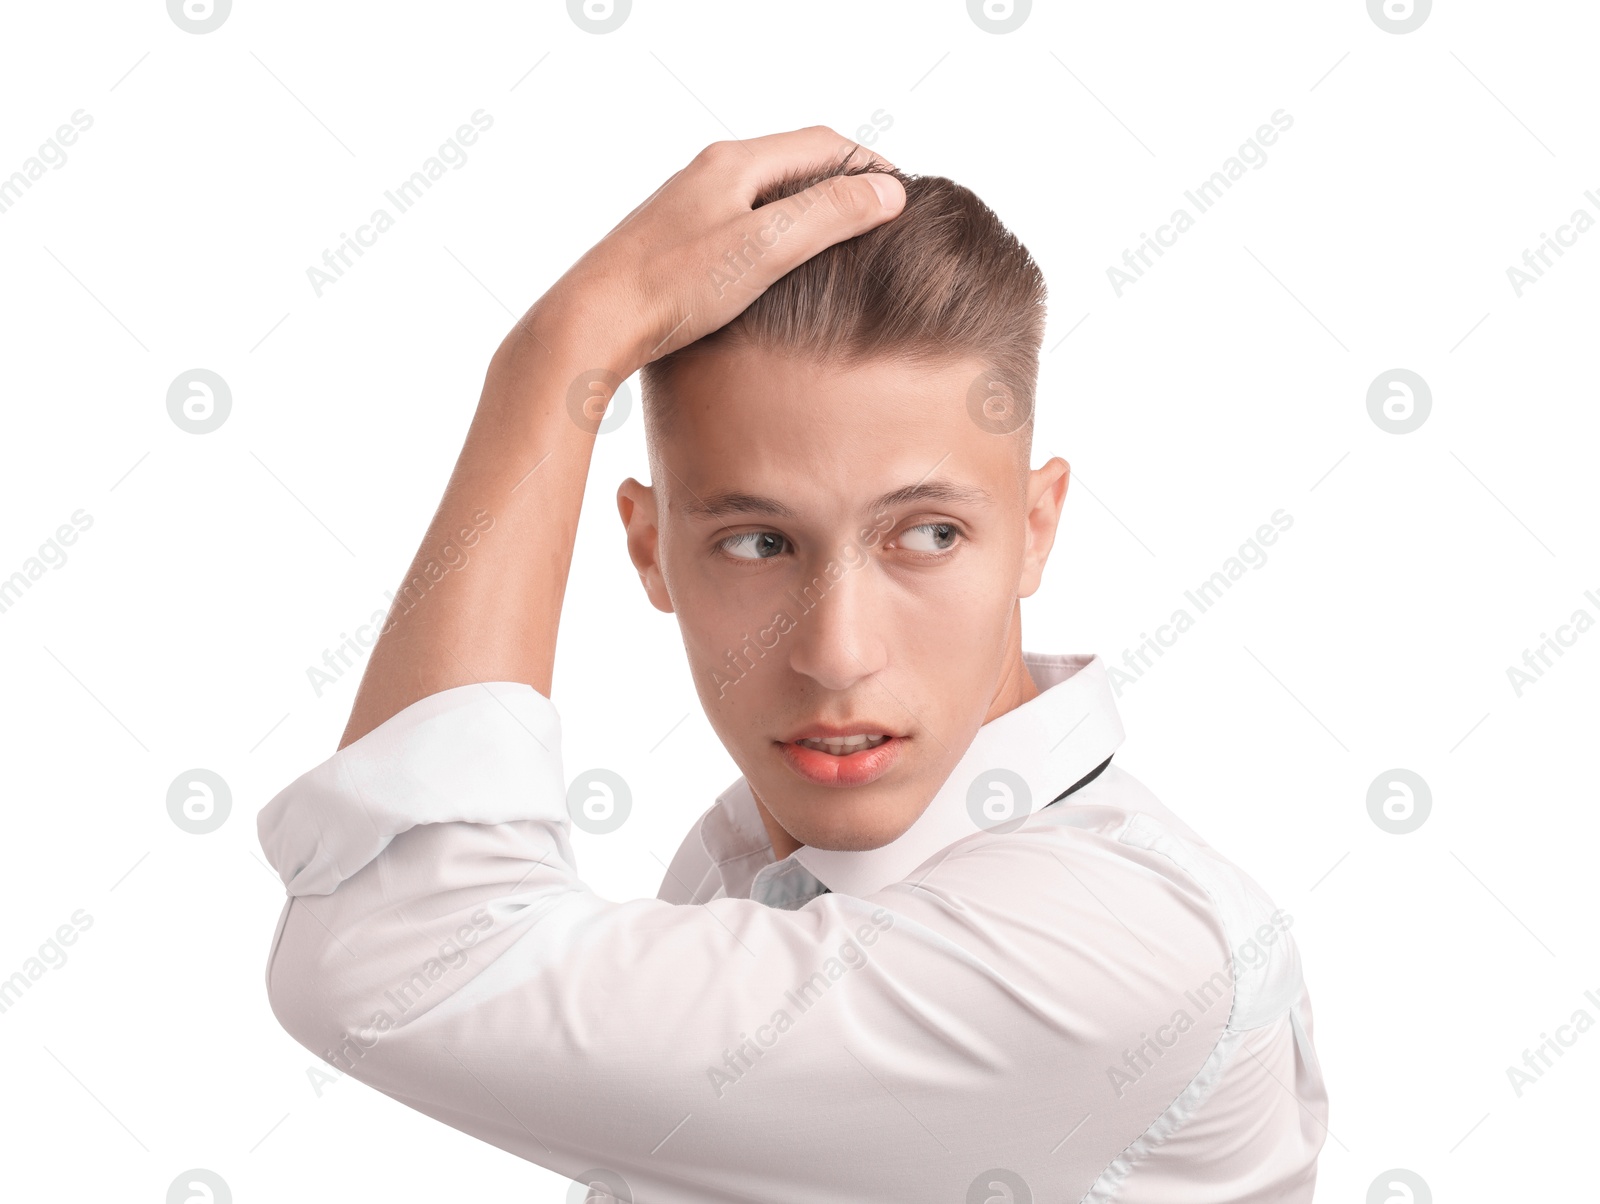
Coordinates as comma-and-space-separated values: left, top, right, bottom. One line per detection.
337, 126, 905, 748
496, 126, 904, 386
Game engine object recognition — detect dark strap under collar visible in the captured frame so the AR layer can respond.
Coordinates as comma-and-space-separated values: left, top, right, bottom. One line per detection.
808, 755, 1115, 900
1045, 755, 1114, 806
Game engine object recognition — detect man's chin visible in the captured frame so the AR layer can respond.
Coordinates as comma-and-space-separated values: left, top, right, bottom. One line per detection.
760, 785, 926, 854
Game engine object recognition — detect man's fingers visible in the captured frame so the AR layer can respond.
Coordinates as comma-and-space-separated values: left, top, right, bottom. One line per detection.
728, 168, 906, 290
802, 168, 906, 239
608, 126, 905, 365
709, 125, 898, 199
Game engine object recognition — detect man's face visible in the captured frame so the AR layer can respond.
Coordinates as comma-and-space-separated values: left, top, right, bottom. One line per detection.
618, 341, 1068, 854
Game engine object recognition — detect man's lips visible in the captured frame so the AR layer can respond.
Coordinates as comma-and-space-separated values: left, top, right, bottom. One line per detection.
781, 721, 905, 743
777, 733, 906, 788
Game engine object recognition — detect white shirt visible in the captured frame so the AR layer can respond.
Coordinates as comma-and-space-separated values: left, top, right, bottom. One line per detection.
258, 652, 1328, 1202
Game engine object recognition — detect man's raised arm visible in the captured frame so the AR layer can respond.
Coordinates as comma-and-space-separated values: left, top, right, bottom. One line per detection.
335, 126, 906, 749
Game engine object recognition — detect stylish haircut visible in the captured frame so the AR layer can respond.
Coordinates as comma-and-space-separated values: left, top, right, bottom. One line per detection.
640, 151, 1048, 457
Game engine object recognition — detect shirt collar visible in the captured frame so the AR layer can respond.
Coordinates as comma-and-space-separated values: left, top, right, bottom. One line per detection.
697, 652, 1125, 905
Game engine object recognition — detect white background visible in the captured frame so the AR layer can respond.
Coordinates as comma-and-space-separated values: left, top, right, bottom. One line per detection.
1, 0, 1595, 1200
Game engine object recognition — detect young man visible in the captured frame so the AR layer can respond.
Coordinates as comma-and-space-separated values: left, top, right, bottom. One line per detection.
259, 126, 1327, 1202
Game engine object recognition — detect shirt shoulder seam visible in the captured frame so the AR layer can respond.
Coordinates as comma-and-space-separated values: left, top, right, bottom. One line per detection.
1077, 811, 1243, 1201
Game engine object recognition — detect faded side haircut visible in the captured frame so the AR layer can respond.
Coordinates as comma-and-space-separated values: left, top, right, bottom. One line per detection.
640, 151, 1047, 454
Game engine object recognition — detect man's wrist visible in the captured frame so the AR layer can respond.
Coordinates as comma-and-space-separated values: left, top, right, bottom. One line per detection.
495, 290, 639, 385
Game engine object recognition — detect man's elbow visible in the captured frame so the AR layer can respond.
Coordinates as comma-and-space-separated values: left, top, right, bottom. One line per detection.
264, 898, 361, 1066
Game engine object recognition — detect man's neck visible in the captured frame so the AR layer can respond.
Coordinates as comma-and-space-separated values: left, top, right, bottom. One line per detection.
986, 649, 1040, 723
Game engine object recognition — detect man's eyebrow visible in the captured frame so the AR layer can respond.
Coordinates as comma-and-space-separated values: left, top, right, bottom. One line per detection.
680, 479, 993, 521
679, 491, 799, 521
868, 479, 993, 513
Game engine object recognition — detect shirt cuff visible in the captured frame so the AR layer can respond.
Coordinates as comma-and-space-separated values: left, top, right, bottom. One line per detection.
257, 680, 565, 897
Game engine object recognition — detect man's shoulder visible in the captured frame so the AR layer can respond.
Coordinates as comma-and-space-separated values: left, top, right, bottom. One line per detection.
905, 770, 1239, 980
1017, 763, 1306, 1033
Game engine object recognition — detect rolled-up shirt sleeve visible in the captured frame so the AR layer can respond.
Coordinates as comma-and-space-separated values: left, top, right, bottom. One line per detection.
257, 682, 1233, 1203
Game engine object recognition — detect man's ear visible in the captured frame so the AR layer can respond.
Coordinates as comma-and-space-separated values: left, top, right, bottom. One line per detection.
1017, 457, 1069, 599
616, 478, 675, 614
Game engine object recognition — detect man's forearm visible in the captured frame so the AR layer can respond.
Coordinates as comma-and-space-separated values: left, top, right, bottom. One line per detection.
338, 309, 618, 749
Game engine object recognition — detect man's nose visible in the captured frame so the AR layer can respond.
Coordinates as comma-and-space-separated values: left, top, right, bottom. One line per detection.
784, 552, 888, 693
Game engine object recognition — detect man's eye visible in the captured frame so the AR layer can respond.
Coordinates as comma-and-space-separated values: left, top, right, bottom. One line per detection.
719, 531, 789, 560
898, 523, 961, 554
